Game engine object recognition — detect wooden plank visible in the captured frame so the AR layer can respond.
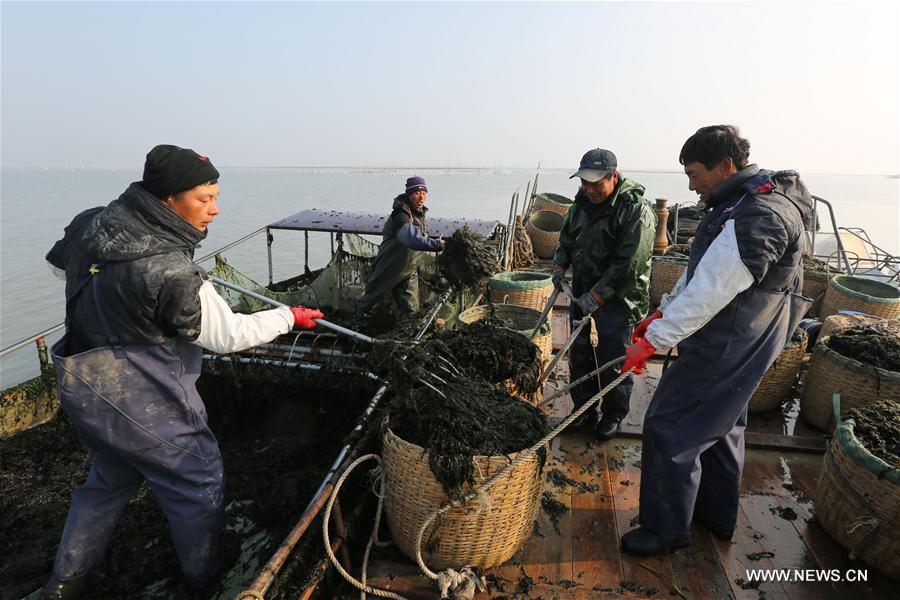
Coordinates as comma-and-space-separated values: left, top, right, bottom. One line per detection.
565, 429, 624, 594
670, 522, 736, 599
740, 457, 836, 599
606, 440, 680, 597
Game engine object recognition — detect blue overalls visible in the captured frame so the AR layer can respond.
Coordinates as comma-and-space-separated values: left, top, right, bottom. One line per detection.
49, 264, 224, 588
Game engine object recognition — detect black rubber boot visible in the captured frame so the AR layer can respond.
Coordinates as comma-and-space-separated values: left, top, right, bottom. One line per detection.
621, 527, 692, 556
694, 513, 735, 541
40, 575, 88, 600
595, 414, 623, 441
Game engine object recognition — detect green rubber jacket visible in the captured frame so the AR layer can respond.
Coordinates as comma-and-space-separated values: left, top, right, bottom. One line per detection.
552, 176, 657, 324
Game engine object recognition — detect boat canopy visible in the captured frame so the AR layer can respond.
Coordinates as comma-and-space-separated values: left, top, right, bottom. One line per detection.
268, 208, 502, 239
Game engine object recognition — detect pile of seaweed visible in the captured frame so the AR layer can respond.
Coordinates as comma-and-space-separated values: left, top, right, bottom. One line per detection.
436, 319, 541, 393
847, 400, 900, 470
437, 226, 501, 289
367, 323, 548, 497
388, 377, 547, 497
0, 361, 377, 600
827, 326, 900, 372
802, 255, 832, 273
661, 243, 691, 260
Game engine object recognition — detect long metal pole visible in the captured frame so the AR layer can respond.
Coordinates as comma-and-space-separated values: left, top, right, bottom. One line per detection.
208, 276, 377, 344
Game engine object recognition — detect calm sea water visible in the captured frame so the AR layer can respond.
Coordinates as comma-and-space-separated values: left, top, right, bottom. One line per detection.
2, 167, 897, 387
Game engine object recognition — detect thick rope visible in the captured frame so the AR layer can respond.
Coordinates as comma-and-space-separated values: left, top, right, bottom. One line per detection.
511, 221, 536, 269
414, 357, 631, 590
322, 454, 407, 600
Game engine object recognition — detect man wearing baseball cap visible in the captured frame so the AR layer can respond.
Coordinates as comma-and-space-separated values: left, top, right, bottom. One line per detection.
40, 145, 324, 598
355, 175, 445, 320
552, 149, 656, 441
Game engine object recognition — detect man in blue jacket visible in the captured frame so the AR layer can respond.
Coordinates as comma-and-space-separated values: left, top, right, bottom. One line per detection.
41, 145, 324, 598
620, 125, 812, 555
355, 176, 445, 319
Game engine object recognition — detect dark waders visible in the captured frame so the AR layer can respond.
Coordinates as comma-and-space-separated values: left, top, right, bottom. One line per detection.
568, 300, 634, 424
49, 267, 224, 588
638, 286, 810, 535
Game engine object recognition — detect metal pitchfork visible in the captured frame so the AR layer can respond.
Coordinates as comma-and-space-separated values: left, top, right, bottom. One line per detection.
209, 276, 461, 397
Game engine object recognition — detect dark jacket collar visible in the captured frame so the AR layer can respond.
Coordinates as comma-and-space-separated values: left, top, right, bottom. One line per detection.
83, 182, 206, 261
705, 164, 761, 207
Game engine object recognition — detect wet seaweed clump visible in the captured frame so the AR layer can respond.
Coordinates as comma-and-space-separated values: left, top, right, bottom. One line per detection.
803, 255, 832, 273
437, 319, 542, 393
847, 399, 900, 470
387, 374, 548, 498
540, 491, 569, 535
437, 226, 501, 290
827, 326, 900, 372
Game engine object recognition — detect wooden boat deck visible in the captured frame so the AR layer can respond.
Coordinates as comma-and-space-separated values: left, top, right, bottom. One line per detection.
361, 307, 896, 598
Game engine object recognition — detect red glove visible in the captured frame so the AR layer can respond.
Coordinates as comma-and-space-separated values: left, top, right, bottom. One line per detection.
622, 337, 656, 375
632, 309, 663, 343
290, 306, 324, 329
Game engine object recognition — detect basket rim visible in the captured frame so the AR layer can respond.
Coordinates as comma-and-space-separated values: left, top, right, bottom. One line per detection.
383, 425, 540, 462
833, 396, 900, 485
528, 210, 565, 231
816, 337, 900, 382
830, 274, 900, 304
534, 192, 573, 206
489, 270, 553, 291
457, 303, 551, 336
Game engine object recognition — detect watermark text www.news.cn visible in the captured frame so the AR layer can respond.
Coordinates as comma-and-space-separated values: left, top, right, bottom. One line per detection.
745, 568, 868, 583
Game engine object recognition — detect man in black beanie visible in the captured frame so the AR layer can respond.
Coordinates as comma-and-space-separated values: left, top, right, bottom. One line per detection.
40, 145, 325, 598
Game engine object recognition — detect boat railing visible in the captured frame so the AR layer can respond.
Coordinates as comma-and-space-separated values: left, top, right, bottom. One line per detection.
0, 228, 267, 362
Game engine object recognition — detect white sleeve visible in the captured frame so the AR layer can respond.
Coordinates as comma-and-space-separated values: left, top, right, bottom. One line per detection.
658, 268, 687, 312
47, 261, 66, 281
192, 280, 295, 353
645, 219, 754, 350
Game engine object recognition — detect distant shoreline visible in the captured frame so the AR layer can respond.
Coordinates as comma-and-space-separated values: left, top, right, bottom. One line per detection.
2, 166, 897, 178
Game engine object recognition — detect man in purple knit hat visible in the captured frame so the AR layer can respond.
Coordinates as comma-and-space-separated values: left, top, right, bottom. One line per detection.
355, 176, 445, 319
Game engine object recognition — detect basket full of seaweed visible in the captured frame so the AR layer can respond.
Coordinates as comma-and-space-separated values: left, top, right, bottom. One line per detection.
800, 325, 900, 430
802, 255, 836, 317
820, 275, 900, 321
748, 326, 808, 412
456, 303, 552, 370
381, 368, 549, 569
815, 395, 900, 578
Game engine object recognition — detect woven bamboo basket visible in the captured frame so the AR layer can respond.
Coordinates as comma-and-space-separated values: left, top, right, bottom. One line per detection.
820, 314, 899, 340
502, 378, 543, 405
820, 275, 900, 321
650, 245, 690, 307
802, 258, 835, 317
800, 337, 900, 430
748, 328, 808, 412
489, 271, 554, 312
526, 210, 565, 259
814, 395, 900, 578
457, 303, 552, 367
531, 192, 573, 217
382, 428, 546, 569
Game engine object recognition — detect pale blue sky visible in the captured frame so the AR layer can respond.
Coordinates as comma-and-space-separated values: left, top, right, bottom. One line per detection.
2, 1, 898, 174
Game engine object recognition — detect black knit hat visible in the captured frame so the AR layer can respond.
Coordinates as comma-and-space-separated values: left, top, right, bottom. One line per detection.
141, 144, 220, 199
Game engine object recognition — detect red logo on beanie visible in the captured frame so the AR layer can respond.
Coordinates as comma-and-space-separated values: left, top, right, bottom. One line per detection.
198, 156, 207, 161
756, 183, 773, 193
